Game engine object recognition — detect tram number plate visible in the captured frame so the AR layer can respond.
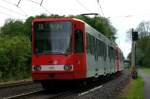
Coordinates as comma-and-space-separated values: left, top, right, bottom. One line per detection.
49, 66, 55, 70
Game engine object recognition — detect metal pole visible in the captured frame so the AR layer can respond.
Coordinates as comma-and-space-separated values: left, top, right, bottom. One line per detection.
131, 30, 138, 79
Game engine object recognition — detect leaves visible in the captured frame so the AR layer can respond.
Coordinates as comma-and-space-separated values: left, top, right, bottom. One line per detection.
136, 36, 150, 67
0, 35, 31, 81
1, 19, 25, 36
136, 21, 150, 67
137, 21, 150, 38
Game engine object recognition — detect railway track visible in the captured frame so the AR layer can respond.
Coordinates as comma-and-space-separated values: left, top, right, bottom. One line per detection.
0, 70, 130, 99
2, 84, 104, 99
0, 80, 74, 99
0, 80, 42, 99
4, 89, 75, 99
4, 80, 104, 99
0, 80, 33, 89
6, 89, 44, 99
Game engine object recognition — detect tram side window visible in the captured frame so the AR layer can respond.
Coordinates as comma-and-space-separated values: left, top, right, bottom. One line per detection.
86, 33, 89, 53
108, 47, 110, 59
98, 40, 100, 56
109, 47, 113, 60
103, 43, 107, 60
75, 29, 84, 53
100, 41, 103, 57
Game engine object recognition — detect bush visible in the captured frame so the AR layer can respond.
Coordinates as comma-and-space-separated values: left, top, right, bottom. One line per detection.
0, 35, 31, 81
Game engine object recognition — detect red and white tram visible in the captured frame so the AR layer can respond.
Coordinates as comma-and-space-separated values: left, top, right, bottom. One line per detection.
32, 18, 123, 89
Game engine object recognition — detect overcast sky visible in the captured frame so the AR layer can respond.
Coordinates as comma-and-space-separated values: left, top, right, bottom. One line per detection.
0, 0, 150, 58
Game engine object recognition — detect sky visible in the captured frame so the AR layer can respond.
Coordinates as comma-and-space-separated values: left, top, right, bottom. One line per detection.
0, 0, 150, 58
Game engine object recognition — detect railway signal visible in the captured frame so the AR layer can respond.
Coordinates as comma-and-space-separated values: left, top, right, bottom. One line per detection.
131, 29, 138, 79
132, 31, 138, 41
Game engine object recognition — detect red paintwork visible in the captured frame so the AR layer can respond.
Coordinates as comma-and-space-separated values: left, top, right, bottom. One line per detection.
32, 18, 86, 80
32, 54, 86, 80
115, 47, 122, 71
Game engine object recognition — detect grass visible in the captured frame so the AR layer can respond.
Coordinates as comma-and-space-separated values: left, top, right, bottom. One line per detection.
141, 67, 150, 75
119, 76, 144, 99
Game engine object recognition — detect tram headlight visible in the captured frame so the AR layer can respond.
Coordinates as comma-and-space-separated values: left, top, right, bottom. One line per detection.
64, 65, 72, 70
33, 65, 41, 71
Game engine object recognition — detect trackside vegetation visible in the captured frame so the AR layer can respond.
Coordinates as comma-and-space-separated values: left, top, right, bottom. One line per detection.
0, 14, 116, 82
119, 76, 144, 99
141, 67, 150, 74
127, 21, 150, 68
0, 35, 31, 81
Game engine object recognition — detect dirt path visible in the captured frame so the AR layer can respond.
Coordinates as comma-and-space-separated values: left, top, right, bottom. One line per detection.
139, 69, 150, 99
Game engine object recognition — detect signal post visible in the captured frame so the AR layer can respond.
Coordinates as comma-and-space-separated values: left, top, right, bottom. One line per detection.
131, 29, 138, 79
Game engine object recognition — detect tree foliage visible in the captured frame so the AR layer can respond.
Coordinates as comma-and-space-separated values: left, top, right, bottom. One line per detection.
136, 21, 150, 67
136, 36, 150, 67
1, 19, 25, 36
137, 21, 150, 38
127, 21, 150, 67
0, 35, 31, 81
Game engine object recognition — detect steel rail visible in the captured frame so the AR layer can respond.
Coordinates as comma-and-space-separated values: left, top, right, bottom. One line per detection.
6, 89, 44, 99
0, 80, 33, 89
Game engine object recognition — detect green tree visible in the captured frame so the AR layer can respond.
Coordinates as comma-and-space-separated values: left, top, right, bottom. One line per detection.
136, 36, 150, 67
1, 19, 25, 36
24, 16, 34, 38
137, 21, 150, 38
136, 21, 150, 67
0, 35, 31, 81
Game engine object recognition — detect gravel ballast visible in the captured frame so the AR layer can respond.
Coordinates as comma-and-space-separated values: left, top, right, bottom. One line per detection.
61, 69, 131, 99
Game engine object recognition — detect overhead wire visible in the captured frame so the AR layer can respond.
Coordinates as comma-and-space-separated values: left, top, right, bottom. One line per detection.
40, 0, 44, 6
16, 6, 28, 17
97, 0, 105, 17
41, 5, 51, 15
39, 0, 51, 15
9, 0, 50, 15
0, 5, 26, 17
27, 0, 40, 5
2, 0, 16, 6
26, 0, 51, 15
96, 0, 150, 19
0, 11, 11, 17
17, 0, 22, 6
107, 13, 150, 19
1, 0, 28, 17
75, 0, 92, 12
